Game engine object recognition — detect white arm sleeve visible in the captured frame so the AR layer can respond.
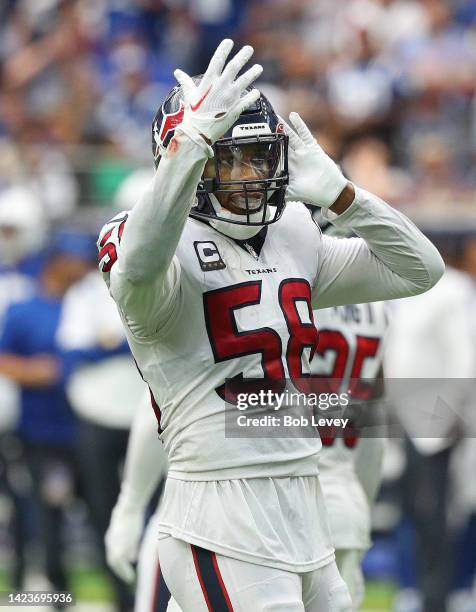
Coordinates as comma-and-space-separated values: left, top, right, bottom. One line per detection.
312, 187, 445, 309
354, 429, 386, 505
118, 391, 168, 511
108, 134, 209, 336
355, 368, 387, 505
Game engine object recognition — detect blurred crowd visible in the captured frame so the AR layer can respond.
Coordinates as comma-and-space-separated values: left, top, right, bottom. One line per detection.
0, 0, 247, 216
248, 0, 476, 209
0, 1, 476, 611
0, 0, 475, 217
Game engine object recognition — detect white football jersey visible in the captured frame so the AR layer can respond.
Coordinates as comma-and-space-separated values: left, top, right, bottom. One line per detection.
385, 266, 475, 454
107, 203, 323, 480
312, 302, 388, 550
98, 136, 443, 571
102, 204, 336, 571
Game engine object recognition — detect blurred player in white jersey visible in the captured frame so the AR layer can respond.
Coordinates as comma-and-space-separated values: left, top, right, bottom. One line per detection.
385, 233, 475, 612
309, 220, 388, 609
55, 170, 153, 612
0, 186, 47, 588
312, 300, 387, 609
106, 394, 172, 611
98, 39, 444, 610
0, 186, 47, 429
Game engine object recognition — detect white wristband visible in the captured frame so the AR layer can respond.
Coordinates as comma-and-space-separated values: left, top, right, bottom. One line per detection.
175, 125, 214, 158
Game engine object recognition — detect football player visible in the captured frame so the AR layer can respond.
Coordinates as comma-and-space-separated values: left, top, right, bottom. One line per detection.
385, 255, 476, 612
309, 219, 388, 609
0, 186, 47, 430
0, 185, 47, 274
0, 186, 48, 589
98, 39, 444, 610
105, 394, 172, 611
106, 294, 388, 612
312, 300, 387, 609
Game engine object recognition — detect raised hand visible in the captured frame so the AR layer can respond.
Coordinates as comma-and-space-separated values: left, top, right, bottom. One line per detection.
283, 112, 349, 209
173, 39, 262, 153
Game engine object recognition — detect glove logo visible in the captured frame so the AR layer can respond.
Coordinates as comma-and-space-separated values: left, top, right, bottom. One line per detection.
194, 241, 226, 271
190, 86, 212, 112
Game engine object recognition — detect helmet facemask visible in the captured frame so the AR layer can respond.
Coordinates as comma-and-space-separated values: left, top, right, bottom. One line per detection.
195, 133, 288, 227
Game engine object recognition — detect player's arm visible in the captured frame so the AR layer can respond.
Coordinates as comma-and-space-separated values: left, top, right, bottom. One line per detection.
282, 113, 445, 308
354, 366, 386, 504
105, 391, 168, 583
0, 354, 59, 387
101, 135, 205, 336
313, 189, 445, 307
100, 40, 262, 335
355, 431, 386, 505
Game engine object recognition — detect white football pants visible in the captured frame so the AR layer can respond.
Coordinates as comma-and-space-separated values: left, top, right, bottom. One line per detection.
135, 513, 181, 612
155, 533, 352, 612
335, 549, 365, 611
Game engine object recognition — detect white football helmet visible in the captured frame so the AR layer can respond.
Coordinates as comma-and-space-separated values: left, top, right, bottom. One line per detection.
0, 186, 47, 266
151, 79, 288, 240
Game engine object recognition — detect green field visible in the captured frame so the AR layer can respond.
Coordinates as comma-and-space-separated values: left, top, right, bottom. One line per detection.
0, 569, 396, 610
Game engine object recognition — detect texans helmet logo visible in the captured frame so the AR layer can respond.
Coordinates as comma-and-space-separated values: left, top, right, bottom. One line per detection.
158, 101, 185, 145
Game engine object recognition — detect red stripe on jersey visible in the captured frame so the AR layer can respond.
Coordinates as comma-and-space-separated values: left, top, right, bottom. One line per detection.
149, 387, 163, 434
191, 545, 213, 611
211, 552, 234, 611
151, 560, 161, 612
118, 218, 127, 241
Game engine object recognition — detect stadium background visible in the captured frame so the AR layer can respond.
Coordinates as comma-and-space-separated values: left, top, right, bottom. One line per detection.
0, 1, 475, 610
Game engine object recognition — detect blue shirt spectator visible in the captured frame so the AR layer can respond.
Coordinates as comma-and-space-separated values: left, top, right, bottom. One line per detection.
0, 295, 75, 446
0, 229, 97, 447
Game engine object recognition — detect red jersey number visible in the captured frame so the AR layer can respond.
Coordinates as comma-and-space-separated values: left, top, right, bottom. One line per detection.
203, 278, 319, 400
315, 329, 380, 447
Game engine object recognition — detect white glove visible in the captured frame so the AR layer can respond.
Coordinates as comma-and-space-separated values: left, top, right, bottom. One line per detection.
174, 39, 262, 156
284, 112, 348, 208
105, 489, 144, 583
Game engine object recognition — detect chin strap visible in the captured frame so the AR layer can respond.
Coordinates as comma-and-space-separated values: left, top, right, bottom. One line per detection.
209, 193, 263, 240
208, 194, 265, 240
